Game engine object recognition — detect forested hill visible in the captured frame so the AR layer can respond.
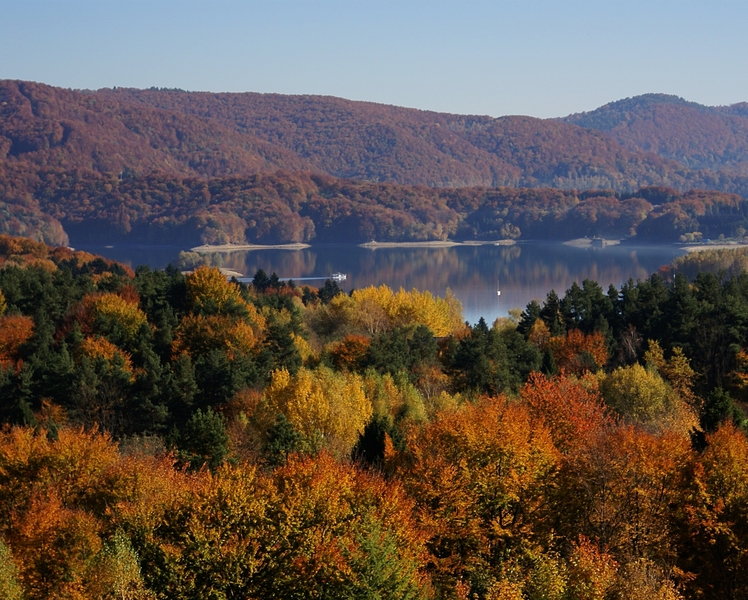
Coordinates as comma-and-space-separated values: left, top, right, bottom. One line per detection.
561, 93, 748, 174
5, 79, 748, 194
3, 166, 748, 247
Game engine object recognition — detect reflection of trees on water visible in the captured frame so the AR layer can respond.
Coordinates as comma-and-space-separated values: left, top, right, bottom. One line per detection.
87, 243, 683, 322
215, 243, 679, 296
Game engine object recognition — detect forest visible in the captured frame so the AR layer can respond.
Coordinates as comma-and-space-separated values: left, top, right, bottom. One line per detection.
1, 233, 748, 598
3, 162, 748, 247
9, 81, 748, 247
8, 81, 748, 195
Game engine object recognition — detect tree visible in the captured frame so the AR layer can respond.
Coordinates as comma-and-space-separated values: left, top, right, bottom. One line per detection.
0, 315, 34, 368
400, 397, 559, 595
178, 408, 230, 471
601, 364, 674, 425
0, 539, 23, 600
185, 266, 248, 316
262, 366, 372, 457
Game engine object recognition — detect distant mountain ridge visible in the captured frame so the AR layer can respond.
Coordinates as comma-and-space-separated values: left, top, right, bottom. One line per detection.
4, 80, 748, 246
0, 80, 729, 193
5, 82, 748, 194
561, 93, 748, 174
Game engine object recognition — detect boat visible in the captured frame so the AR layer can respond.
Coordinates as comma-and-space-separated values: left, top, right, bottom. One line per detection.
331, 272, 347, 281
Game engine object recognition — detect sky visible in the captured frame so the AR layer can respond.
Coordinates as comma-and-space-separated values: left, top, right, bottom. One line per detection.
2, 0, 748, 119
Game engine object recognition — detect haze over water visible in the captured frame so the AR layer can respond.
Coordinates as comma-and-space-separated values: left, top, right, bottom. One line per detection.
81, 242, 686, 325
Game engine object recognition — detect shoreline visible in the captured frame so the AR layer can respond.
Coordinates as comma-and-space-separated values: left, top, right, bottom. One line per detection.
682, 242, 748, 253
190, 240, 518, 252
563, 237, 622, 248
360, 239, 516, 249
190, 242, 311, 252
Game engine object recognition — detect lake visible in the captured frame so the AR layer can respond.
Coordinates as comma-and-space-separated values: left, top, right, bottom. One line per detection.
77, 242, 686, 325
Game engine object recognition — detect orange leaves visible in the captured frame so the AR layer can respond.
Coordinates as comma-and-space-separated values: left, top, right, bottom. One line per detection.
676, 423, 748, 597
78, 336, 134, 376
556, 424, 691, 564
566, 536, 619, 600
266, 452, 430, 598
0, 234, 49, 265
12, 491, 102, 599
0, 314, 34, 368
401, 397, 559, 591
521, 372, 611, 454
329, 334, 370, 371
547, 329, 608, 375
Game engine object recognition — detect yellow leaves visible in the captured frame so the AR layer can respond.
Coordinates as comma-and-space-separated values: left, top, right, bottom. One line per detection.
172, 313, 264, 359
264, 366, 372, 457
341, 284, 464, 337
73, 290, 149, 346
90, 292, 148, 341
528, 318, 551, 349
0, 289, 6, 316
601, 364, 669, 422
645, 340, 697, 407
699, 423, 748, 505
173, 269, 266, 359
186, 266, 247, 314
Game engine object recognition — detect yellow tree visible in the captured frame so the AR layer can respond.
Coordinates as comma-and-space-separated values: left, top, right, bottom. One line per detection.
263, 366, 372, 457
185, 266, 248, 315
600, 363, 697, 434
172, 313, 264, 360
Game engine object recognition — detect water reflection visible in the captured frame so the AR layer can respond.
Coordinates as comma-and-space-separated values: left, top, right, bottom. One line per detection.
77, 242, 685, 325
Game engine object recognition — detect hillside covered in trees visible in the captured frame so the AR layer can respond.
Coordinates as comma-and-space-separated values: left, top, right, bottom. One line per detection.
6, 81, 748, 246
2, 234, 748, 598
3, 165, 748, 247
5, 81, 748, 194
561, 93, 748, 174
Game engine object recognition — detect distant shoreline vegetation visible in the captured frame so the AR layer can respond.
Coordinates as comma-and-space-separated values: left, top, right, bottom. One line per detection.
3, 167, 748, 249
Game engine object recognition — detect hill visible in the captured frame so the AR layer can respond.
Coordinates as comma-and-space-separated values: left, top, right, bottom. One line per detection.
6, 81, 748, 245
0, 80, 708, 192
3, 166, 747, 246
561, 93, 748, 174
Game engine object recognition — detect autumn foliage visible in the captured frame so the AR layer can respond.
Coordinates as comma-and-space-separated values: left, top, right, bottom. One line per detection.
2, 235, 748, 597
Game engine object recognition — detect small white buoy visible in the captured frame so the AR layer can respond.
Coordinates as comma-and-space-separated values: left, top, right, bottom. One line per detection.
497, 290, 501, 296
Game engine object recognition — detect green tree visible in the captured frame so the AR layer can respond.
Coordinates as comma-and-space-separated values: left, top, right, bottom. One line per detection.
179, 407, 230, 471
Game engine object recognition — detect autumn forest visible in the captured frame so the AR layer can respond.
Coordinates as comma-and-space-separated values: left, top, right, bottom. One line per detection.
0, 233, 747, 599
5, 81, 748, 247
5, 79, 748, 599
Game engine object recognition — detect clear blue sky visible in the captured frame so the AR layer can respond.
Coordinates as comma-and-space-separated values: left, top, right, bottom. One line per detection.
2, 0, 747, 118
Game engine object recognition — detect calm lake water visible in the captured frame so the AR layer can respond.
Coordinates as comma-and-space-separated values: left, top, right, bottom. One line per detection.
77, 242, 686, 325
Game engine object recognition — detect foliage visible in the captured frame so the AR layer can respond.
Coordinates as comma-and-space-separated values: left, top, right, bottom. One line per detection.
262, 366, 372, 457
